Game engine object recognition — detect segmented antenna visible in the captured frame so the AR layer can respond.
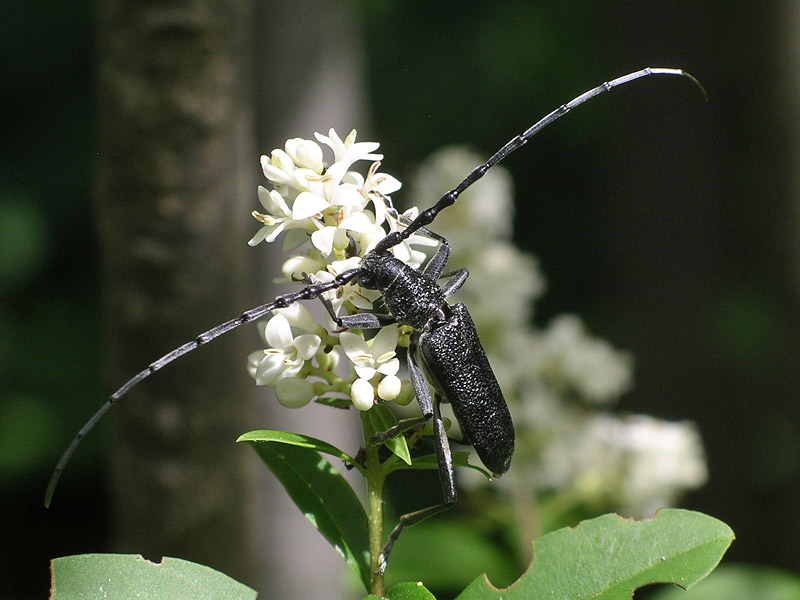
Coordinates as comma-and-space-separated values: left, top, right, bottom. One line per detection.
45, 66, 704, 507
44, 270, 360, 507
374, 67, 705, 253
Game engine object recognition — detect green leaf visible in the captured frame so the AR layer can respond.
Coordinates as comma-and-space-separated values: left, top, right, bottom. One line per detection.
363, 581, 438, 600
386, 580, 438, 599
387, 521, 518, 590
314, 395, 354, 409
648, 563, 800, 600
455, 509, 734, 600
369, 403, 412, 465
237, 429, 356, 464
51, 554, 256, 600
240, 432, 371, 591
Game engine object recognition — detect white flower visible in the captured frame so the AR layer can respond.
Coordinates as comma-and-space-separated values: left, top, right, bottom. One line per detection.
247, 314, 321, 386
615, 415, 708, 517
310, 209, 375, 256
260, 149, 323, 195
533, 315, 633, 405
361, 161, 402, 217
248, 186, 327, 247
314, 128, 382, 185
260, 149, 296, 187
313, 257, 382, 324
340, 326, 403, 407
280, 254, 326, 283
339, 325, 400, 380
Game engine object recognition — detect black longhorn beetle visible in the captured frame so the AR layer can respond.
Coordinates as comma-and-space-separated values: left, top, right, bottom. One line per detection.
46, 67, 704, 569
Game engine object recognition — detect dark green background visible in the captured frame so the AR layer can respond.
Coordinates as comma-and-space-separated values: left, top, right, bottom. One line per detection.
4, 2, 798, 597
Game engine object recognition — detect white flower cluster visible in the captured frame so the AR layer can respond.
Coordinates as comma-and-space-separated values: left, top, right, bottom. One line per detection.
407, 147, 707, 521
246, 129, 426, 410
531, 315, 633, 405
538, 414, 708, 518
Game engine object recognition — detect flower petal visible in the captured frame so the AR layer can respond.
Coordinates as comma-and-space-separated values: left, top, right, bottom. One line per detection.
311, 226, 336, 256
339, 331, 369, 359
332, 183, 365, 207
264, 314, 293, 349
339, 211, 374, 233
376, 358, 399, 377
292, 191, 328, 220
263, 221, 287, 244
371, 324, 399, 357
255, 352, 286, 385
354, 364, 377, 380
258, 186, 290, 216
247, 226, 270, 247
285, 138, 323, 172
293, 334, 321, 361
246, 350, 265, 379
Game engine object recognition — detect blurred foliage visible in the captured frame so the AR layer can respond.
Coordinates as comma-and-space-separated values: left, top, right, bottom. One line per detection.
4, 1, 800, 598
1, 2, 105, 599
648, 564, 800, 600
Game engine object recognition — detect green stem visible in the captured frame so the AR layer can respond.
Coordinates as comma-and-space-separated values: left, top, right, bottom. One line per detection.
361, 411, 386, 597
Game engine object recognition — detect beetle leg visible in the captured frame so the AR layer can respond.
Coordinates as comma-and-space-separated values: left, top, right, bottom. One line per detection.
369, 415, 428, 445
310, 284, 395, 329
408, 333, 433, 418
335, 311, 394, 329
378, 394, 455, 576
439, 268, 469, 297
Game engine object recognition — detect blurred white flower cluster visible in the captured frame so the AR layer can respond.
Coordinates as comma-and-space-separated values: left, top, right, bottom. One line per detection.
246, 129, 427, 410
407, 147, 707, 521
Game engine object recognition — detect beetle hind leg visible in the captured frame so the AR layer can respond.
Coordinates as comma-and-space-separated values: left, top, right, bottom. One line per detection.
378, 394, 456, 576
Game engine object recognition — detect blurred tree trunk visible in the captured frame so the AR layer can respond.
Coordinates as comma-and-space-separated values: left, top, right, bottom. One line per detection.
96, 1, 368, 597
96, 0, 259, 586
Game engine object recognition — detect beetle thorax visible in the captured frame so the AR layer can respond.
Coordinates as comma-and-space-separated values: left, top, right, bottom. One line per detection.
383, 265, 446, 330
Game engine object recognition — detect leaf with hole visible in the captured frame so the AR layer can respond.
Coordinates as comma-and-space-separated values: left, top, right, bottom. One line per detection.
455, 509, 734, 600
51, 554, 256, 600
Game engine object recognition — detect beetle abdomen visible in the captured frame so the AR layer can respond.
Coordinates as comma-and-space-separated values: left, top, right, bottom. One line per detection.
418, 302, 514, 474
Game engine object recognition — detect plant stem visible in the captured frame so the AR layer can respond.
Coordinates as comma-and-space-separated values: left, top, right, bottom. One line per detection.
361, 411, 386, 597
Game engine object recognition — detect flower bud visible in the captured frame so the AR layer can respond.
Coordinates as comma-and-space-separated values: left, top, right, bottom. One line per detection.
351, 378, 375, 411
285, 138, 324, 172
391, 379, 416, 406
276, 377, 315, 408
377, 374, 402, 401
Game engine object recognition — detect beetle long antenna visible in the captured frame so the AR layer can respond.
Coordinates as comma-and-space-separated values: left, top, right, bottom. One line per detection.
45, 268, 360, 507
374, 67, 705, 253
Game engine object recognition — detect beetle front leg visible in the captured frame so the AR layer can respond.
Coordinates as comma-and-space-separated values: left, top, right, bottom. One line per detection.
294, 272, 394, 330
312, 287, 395, 330
439, 268, 469, 297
